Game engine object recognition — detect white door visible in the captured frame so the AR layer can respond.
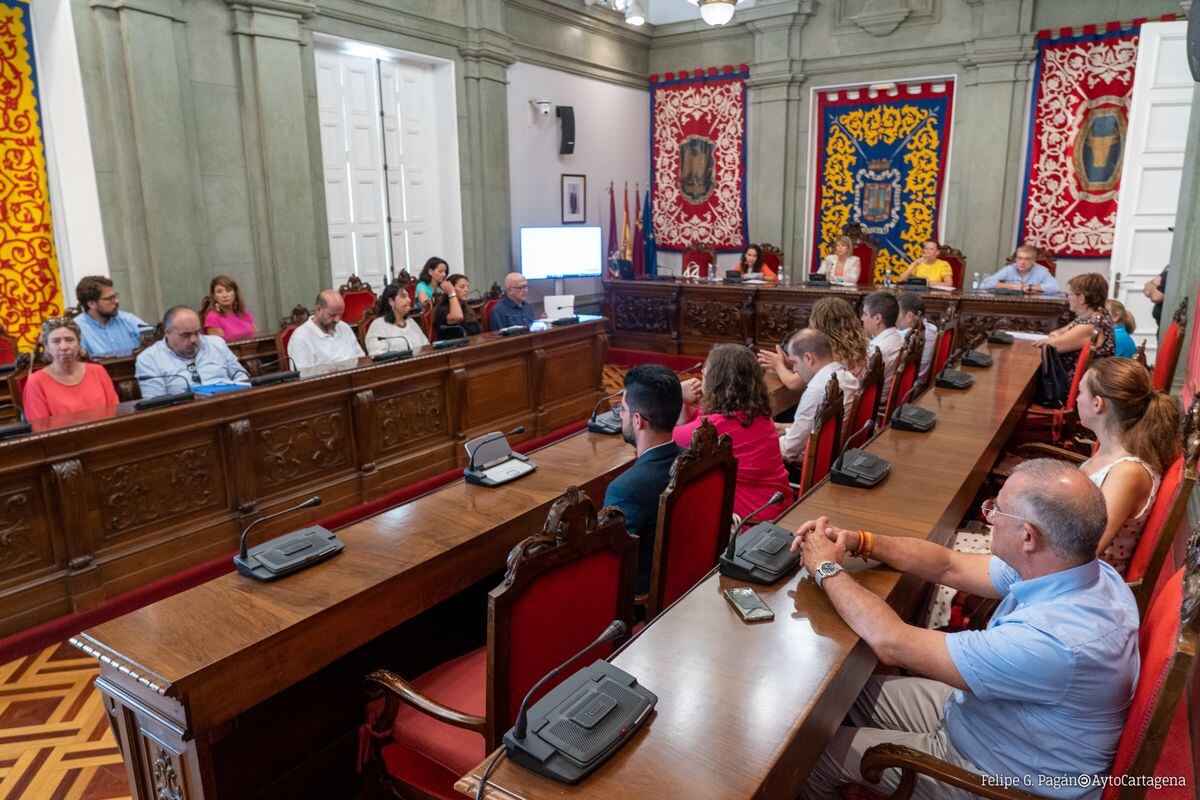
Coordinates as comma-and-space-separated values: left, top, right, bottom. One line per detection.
1109, 20, 1193, 359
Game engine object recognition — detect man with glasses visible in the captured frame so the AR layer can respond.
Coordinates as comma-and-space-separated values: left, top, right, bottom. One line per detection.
602, 364, 683, 596
793, 459, 1138, 799
73, 275, 150, 357
979, 244, 1060, 293
136, 307, 249, 398
488, 272, 537, 330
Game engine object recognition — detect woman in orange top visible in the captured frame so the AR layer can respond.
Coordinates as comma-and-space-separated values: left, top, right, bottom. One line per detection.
22, 317, 119, 421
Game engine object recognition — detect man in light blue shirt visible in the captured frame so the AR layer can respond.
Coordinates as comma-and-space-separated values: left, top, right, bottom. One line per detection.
74, 275, 150, 357
979, 245, 1060, 293
795, 459, 1137, 800
136, 306, 249, 398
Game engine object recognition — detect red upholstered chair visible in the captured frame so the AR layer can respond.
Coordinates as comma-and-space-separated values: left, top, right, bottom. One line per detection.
758, 242, 783, 282
682, 242, 716, 280
1150, 298, 1187, 393
338, 275, 377, 325
938, 244, 967, 290
931, 305, 958, 380
360, 488, 637, 800
420, 303, 436, 342
843, 222, 879, 287
0, 329, 17, 368
881, 327, 923, 427
481, 299, 500, 332
844, 349, 884, 451
797, 374, 845, 495
643, 418, 736, 619
1005, 329, 1096, 450
853, 546, 1200, 800
6, 353, 35, 418
274, 304, 309, 368
357, 309, 378, 353
1008, 246, 1057, 276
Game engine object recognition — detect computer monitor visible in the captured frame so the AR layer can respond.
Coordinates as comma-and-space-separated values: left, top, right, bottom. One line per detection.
520, 226, 602, 279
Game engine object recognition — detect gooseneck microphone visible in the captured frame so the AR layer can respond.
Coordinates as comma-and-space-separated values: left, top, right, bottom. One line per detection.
512, 619, 627, 739
251, 355, 301, 387
238, 496, 322, 560
729, 491, 786, 544
587, 390, 623, 434
676, 361, 703, 376
371, 336, 412, 362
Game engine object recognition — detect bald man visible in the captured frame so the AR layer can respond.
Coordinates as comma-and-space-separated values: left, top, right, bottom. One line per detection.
136, 306, 248, 398
489, 272, 536, 329
795, 459, 1137, 799
287, 290, 364, 370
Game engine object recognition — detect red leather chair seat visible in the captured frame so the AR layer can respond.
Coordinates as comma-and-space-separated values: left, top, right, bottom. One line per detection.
379, 646, 487, 798
1153, 320, 1181, 392
342, 291, 376, 324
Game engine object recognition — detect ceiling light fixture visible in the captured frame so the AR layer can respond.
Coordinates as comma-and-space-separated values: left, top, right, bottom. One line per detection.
625, 0, 645, 26
699, 0, 737, 27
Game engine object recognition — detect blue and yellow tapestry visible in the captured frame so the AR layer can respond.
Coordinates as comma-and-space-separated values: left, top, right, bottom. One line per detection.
811, 81, 955, 282
0, 0, 62, 351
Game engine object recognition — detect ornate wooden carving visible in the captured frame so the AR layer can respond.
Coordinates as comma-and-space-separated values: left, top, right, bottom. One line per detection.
376, 388, 443, 452
592, 331, 609, 392
613, 293, 671, 334
95, 448, 218, 535
255, 412, 349, 489
51, 459, 92, 570
667, 287, 682, 343
531, 348, 547, 419
221, 420, 257, 514
338, 274, 373, 295
683, 299, 741, 338
279, 304, 310, 331
757, 302, 809, 343
738, 293, 756, 346
351, 389, 378, 474
1174, 296, 1189, 327
152, 745, 184, 800
0, 488, 43, 575
448, 367, 468, 448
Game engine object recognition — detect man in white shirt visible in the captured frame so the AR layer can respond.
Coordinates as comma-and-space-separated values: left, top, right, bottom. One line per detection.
898, 292, 938, 385
861, 291, 904, 402
778, 329, 859, 465
288, 290, 365, 370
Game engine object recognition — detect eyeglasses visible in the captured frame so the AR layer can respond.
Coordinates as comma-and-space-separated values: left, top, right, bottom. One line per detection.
186, 363, 201, 384
99, 293, 119, 303
981, 498, 1025, 525
610, 402, 626, 416
511, 283, 529, 291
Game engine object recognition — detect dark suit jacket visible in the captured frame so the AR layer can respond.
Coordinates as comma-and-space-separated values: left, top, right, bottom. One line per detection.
603, 441, 683, 595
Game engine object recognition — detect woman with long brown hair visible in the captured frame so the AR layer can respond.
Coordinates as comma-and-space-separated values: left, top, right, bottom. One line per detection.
200, 276, 256, 341
759, 296, 870, 390
674, 344, 791, 520
1077, 357, 1182, 575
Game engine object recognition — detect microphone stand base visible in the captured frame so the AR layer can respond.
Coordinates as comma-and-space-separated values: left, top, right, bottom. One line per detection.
233, 526, 344, 581
718, 523, 801, 585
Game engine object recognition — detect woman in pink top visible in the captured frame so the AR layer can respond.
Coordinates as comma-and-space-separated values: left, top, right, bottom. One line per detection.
200, 275, 256, 341
23, 317, 119, 421
673, 344, 792, 521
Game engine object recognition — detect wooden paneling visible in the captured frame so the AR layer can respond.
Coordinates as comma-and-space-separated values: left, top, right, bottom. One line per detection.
0, 321, 606, 638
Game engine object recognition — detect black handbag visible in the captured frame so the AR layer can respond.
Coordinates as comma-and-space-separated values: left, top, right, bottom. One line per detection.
1034, 345, 1071, 408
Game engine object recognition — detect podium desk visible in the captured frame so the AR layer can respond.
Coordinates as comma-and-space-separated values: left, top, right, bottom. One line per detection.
458, 341, 1042, 800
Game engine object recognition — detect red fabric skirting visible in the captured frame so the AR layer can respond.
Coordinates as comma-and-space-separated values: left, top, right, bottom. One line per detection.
606, 348, 706, 373
0, 420, 592, 665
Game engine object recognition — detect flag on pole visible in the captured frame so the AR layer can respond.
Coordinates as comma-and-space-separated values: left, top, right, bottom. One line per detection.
632, 184, 645, 276
606, 182, 618, 264
642, 188, 657, 276
620, 183, 631, 261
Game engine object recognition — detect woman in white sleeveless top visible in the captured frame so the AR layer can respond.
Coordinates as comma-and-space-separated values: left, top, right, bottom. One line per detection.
1076, 357, 1180, 576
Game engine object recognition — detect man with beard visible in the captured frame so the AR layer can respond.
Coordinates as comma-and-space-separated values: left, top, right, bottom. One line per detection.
287, 290, 365, 370
136, 306, 249, 398
74, 275, 150, 357
603, 364, 684, 595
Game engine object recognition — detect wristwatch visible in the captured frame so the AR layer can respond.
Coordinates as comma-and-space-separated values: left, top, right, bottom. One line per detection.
813, 561, 846, 588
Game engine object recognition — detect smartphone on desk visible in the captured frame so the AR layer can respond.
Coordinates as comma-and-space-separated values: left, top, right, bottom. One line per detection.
723, 587, 774, 622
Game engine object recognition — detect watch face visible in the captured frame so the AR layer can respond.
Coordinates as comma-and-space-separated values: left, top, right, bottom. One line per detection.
818, 562, 838, 577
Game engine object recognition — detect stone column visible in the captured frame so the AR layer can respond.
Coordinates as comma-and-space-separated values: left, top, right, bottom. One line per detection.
226, 0, 326, 321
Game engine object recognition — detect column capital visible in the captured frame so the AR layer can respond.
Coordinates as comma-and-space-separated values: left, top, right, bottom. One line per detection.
89, 0, 186, 23
225, 0, 314, 42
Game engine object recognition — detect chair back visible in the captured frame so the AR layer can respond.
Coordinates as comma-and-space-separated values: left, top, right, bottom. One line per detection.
275, 304, 309, 369
843, 222, 878, 287
1008, 246, 1057, 276
6, 353, 35, 417
1127, 406, 1200, 616
882, 328, 922, 426
932, 304, 958, 377
758, 243, 783, 281
938, 245, 967, 290
487, 487, 637, 750
845, 349, 884, 451
1152, 298, 1188, 393
357, 309, 378, 353
1101, 545, 1200, 800
682, 242, 716, 279
420, 303, 436, 341
338, 275, 376, 325
0, 329, 17, 367
481, 299, 500, 332
799, 374, 845, 494
647, 419, 736, 619
1063, 333, 1094, 413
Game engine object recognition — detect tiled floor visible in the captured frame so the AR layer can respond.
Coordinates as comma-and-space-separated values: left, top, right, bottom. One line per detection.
0, 643, 129, 799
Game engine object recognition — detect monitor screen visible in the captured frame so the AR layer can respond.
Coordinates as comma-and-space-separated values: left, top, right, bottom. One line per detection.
519, 226, 602, 279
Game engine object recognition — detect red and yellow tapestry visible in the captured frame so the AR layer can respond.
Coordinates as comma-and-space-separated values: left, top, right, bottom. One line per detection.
811, 81, 955, 282
0, 0, 61, 351
1017, 20, 1171, 257
650, 65, 748, 252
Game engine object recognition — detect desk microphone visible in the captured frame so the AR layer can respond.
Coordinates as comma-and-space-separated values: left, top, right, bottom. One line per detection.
0, 421, 32, 441
587, 390, 623, 435
464, 427, 535, 487
959, 333, 993, 368
433, 325, 470, 349
719, 491, 803, 584
371, 336, 412, 362
935, 346, 974, 389
502, 618, 656, 784
133, 373, 195, 410
251, 355, 300, 387
675, 361, 703, 376
233, 495, 345, 581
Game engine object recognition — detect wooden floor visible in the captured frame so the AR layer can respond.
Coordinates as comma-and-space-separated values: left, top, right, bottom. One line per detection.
0, 643, 129, 800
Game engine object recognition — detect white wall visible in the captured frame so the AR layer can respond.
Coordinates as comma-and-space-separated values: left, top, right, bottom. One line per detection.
506, 62, 649, 306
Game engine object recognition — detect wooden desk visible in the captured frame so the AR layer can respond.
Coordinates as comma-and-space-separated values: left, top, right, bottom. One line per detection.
458, 341, 1043, 800
1, 320, 606, 637
602, 278, 1071, 356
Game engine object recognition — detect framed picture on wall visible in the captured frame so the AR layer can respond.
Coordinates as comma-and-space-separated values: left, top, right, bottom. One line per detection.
561, 174, 586, 224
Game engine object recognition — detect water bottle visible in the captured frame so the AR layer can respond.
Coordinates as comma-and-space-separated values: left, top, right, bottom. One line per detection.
707, 262, 717, 283
778, 268, 790, 286
971, 272, 980, 291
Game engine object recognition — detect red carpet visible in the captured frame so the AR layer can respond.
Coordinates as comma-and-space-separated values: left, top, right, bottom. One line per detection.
0, 419, 590, 665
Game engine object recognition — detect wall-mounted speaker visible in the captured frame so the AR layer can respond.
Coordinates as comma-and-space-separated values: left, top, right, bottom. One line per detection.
556, 106, 575, 155
1188, 12, 1199, 82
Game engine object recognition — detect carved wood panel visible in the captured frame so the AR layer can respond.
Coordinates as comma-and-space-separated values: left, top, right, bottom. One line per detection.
682, 299, 742, 339
959, 307, 1073, 345
377, 387, 445, 453
93, 446, 224, 538
613, 293, 671, 334
255, 411, 351, 491
757, 302, 813, 344
0, 480, 56, 579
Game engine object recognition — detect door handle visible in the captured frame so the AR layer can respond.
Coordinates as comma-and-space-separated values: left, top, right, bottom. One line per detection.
1112, 271, 1121, 297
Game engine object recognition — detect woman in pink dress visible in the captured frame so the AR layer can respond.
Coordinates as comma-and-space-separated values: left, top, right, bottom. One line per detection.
23, 317, 119, 421
200, 275, 256, 341
673, 344, 792, 521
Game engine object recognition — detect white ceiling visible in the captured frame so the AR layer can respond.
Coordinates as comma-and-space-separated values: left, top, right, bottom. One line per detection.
621, 0, 757, 26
